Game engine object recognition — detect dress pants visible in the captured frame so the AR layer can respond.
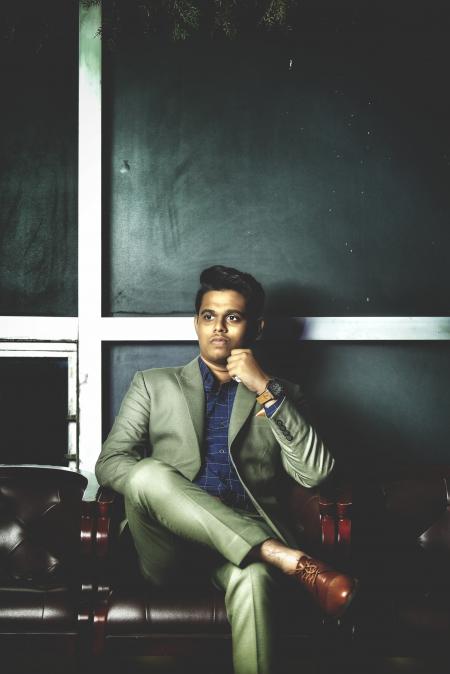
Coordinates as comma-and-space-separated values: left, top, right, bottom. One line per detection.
124, 457, 283, 674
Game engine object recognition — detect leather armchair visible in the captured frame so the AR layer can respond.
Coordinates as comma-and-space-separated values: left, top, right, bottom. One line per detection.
0, 465, 95, 656
92, 466, 450, 660
92, 479, 351, 658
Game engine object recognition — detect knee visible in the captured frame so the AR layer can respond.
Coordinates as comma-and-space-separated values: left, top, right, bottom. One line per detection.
124, 458, 176, 507
242, 562, 276, 586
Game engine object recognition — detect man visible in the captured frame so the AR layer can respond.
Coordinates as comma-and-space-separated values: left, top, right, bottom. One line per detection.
96, 265, 357, 674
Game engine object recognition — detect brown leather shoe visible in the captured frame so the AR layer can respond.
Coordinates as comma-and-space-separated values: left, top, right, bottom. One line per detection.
294, 555, 358, 617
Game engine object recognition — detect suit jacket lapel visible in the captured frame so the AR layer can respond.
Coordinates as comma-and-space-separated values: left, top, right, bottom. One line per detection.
229, 383, 257, 449
177, 356, 257, 453
177, 357, 205, 453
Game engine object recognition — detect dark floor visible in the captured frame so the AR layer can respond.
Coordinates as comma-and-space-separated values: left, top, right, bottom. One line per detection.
3, 654, 450, 674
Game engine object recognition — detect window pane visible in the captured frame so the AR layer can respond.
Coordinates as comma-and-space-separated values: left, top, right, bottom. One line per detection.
103, 343, 198, 438
104, 342, 450, 466
0, 1, 78, 316
104, 18, 450, 316
0, 357, 68, 465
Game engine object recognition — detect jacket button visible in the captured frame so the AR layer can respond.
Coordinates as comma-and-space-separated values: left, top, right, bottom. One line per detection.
276, 419, 284, 428
286, 433, 294, 441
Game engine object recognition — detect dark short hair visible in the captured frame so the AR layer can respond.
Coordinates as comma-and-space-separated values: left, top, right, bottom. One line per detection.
195, 265, 265, 320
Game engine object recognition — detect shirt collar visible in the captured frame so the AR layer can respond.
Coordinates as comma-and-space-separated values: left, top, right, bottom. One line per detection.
198, 356, 237, 394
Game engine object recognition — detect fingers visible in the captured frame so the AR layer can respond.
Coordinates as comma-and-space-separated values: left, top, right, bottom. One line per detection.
226, 349, 255, 376
226, 350, 252, 378
227, 349, 252, 363
226, 362, 240, 377
226, 349, 268, 393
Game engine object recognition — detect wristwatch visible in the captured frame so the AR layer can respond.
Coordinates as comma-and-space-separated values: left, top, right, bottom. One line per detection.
256, 379, 285, 405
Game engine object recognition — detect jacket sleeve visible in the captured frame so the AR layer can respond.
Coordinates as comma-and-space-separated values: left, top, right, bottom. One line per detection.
266, 384, 335, 488
95, 371, 151, 495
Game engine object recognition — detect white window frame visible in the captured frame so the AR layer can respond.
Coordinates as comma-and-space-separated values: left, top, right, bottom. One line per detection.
1, 2, 450, 474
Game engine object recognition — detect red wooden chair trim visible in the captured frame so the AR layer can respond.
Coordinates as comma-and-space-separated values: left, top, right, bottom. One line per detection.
320, 513, 336, 548
81, 500, 96, 557
95, 487, 117, 559
336, 485, 352, 549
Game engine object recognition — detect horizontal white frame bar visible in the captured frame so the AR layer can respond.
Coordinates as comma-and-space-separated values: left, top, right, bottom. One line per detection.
1, 316, 449, 342
0, 342, 77, 352
300, 316, 450, 341
99, 316, 450, 341
100, 317, 197, 340
0, 317, 78, 341
0, 349, 73, 358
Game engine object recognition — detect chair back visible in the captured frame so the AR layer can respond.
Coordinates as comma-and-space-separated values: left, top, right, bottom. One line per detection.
0, 466, 87, 587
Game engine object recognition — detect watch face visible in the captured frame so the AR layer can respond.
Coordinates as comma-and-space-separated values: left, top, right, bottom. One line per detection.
267, 379, 284, 399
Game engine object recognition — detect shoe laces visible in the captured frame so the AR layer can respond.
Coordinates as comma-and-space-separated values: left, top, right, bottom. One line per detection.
296, 558, 319, 587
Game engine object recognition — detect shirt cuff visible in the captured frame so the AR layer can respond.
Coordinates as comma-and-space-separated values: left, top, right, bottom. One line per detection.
264, 396, 285, 418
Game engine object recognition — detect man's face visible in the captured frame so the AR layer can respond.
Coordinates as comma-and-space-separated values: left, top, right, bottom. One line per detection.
194, 289, 256, 366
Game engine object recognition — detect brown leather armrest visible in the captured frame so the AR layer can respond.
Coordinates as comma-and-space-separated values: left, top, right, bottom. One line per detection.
286, 478, 353, 559
336, 484, 352, 551
93, 488, 123, 655
97, 485, 117, 505
81, 500, 96, 556
95, 487, 120, 560
79, 498, 96, 635
319, 483, 353, 557
318, 491, 336, 550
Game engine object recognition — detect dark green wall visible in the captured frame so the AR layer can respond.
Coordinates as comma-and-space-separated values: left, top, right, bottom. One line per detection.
103, 9, 450, 317
1, 3, 448, 469
0, 1, 78, 316
1, 4, 448, 318
102, 6, 450, 468
105, 342, 450, 469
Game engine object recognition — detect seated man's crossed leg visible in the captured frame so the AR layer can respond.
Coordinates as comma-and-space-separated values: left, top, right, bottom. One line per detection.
124, 458, 357, 674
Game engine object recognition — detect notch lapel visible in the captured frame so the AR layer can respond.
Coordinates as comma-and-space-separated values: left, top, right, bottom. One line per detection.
177, 357, 205, 453
229, 383, 257, 449
177, 357, 257, 454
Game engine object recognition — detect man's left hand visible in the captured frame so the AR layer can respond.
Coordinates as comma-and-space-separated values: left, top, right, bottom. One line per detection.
226, 349, 269, 395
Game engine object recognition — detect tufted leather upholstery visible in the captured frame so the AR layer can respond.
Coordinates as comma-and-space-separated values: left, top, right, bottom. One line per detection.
0, 466, 94, 653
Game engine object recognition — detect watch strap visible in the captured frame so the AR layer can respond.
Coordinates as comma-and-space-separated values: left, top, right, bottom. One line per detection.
256, 389, 275, 405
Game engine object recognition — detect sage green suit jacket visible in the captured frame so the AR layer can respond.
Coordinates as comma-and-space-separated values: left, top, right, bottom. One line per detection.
95, 357, 335, 546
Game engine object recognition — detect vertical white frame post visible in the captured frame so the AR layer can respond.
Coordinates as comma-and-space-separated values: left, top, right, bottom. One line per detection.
78, 2, 102, 471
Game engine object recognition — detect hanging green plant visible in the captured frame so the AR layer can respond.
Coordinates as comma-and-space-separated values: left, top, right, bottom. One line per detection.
81, 0, 298, 43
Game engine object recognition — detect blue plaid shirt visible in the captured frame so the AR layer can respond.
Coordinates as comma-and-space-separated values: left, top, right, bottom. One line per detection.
194, 357, 282, 511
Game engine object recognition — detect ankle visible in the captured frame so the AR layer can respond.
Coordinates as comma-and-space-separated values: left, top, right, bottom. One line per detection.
259, 539, 304, 575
